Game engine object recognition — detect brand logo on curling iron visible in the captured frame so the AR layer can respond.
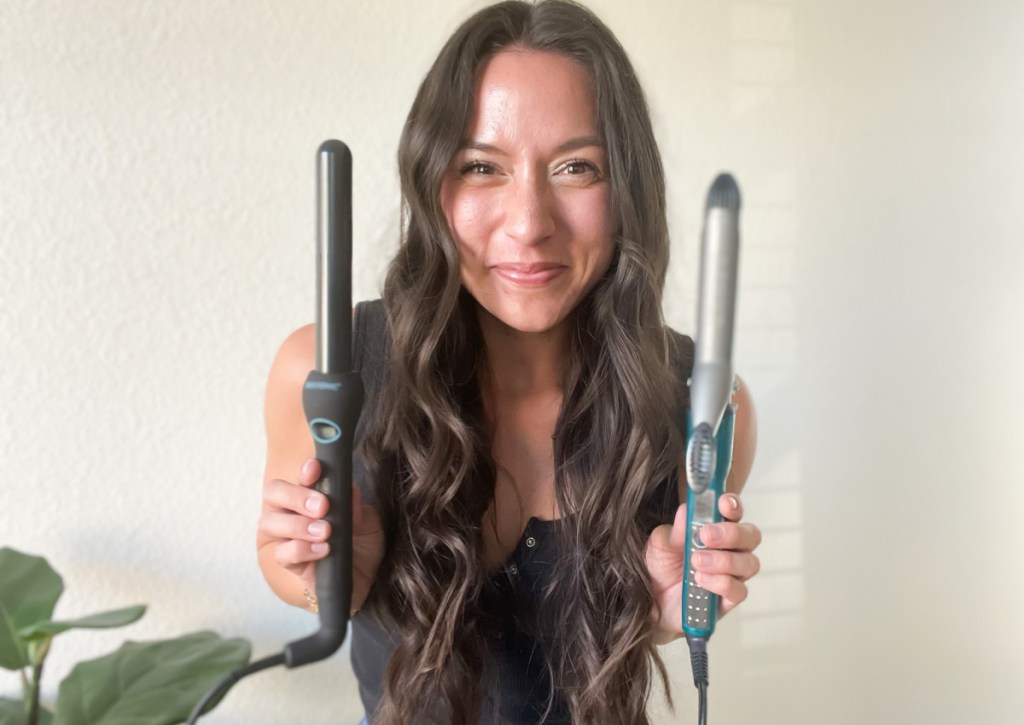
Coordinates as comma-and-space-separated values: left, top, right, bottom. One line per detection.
305, 381, 342, 391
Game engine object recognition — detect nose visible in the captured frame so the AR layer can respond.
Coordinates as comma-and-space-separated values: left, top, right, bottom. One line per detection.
501, 175, 556, 245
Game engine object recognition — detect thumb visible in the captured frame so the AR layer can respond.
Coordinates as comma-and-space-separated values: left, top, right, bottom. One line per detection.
298, 458, 321, 487
668, 504, 688, 551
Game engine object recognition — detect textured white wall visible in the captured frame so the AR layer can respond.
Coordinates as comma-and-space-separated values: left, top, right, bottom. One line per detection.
2, 1, 1022, 723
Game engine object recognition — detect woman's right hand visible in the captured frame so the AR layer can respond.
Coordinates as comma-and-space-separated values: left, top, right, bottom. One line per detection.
258, 324, 384, 614
259, 457, 383, 613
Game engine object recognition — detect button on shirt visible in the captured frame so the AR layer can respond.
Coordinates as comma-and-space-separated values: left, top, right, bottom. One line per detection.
479, 516, 571, 724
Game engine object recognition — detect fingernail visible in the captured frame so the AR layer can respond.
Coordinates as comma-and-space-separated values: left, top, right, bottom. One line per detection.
308, 521, 327, 538
301, 459, 315, 477
311, 542, 329, 555
726, 494, 739, 510
701, 525, 722, 544
305, 495, 322, 515
693, 551, 712, 567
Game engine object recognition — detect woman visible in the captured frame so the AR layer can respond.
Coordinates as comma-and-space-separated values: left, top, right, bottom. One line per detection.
257, 1, 760, 723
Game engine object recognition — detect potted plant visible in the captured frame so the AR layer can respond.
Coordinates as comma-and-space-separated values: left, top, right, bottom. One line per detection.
0, 547, 250, 725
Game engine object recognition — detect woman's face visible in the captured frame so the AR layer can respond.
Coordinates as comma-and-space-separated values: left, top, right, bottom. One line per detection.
440, 49, 616, 338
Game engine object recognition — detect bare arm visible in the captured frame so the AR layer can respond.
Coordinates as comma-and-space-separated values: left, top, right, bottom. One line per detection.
257, 325, 323, 609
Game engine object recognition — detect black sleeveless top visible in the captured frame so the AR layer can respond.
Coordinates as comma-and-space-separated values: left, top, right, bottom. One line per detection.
349, 300, 694, 724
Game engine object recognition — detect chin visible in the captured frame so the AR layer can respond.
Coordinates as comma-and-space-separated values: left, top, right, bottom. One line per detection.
479, 300, 569, 336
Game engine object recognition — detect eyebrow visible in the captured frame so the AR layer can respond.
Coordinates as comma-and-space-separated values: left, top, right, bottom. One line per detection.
457, 136, 605, 155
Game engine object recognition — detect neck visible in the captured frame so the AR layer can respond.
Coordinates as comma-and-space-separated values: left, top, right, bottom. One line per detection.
476, 306, 570, 399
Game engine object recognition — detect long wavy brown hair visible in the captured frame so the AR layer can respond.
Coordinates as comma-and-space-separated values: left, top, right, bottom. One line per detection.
363, 1, 685, 722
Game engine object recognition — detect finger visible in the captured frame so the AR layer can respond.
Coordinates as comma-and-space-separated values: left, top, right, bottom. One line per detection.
273, 538, 331, 569
695, 570, 748, 608
264, 478, 330, 519
699, 521, 761, 552
646, 505, 688, 559
718, 493, 743, 522
691, 549, 761, 581
669, 504, 688, 550
297, 458, 321, 488
258, 510, 332, 543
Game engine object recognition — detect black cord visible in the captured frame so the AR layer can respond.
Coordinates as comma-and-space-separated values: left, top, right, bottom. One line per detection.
185, 652, 287, 724
687, 636, 709, 725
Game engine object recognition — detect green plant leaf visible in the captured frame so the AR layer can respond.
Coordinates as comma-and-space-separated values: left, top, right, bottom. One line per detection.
0, 548, 63, 671
0, 697, 26, 725
19, 605, 147, 641
0, 698, 49, 725
53, 631, 251, 725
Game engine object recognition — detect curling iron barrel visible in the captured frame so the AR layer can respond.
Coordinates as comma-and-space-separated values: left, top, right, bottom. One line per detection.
685, 173, 740, 495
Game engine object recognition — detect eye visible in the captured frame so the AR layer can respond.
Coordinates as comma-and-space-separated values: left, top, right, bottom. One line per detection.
563, 159, 597, 176
556, 158, 603, 185
459, 160, 497, 176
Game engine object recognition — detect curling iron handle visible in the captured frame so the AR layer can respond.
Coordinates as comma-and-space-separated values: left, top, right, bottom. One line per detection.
284, 370, 364, 668
681, 404, 736, 639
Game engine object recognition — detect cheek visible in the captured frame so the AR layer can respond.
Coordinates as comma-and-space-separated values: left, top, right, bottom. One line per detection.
439, 180, 460, 241
448, 195, 495, 263
568, 190, 617, 265
441, 183, 474, 264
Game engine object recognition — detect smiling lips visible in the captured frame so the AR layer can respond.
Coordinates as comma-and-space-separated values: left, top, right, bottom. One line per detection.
492, 263, 567, 286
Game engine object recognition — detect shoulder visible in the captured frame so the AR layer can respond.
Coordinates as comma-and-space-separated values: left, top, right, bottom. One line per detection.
353, 299, 389, 374
354, 298, 387, 339
355, 298, 386, 327
665, 326, 695, 373
727, 375, 757, 494
269, 300, 388, 377
263, 324, 317, 470
267, 324, 315, 392
265, 299, 390, 407
663, 327, 695, 408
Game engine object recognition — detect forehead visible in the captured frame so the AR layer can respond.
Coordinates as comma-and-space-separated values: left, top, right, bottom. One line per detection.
465, 49, 599, 141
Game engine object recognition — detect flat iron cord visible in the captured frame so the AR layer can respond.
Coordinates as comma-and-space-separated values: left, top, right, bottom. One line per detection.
688, 635, 709, 725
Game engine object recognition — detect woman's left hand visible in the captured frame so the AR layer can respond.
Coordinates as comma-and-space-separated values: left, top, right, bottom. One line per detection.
645, 492, 762, 643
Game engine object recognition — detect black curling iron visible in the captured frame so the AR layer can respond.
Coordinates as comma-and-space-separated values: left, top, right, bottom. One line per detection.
187, 140, 363, 722
682, 173, 741, 725
288, 140, 364, 667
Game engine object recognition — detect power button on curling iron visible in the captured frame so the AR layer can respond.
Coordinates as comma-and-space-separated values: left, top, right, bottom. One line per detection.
309, 418, 342, 444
